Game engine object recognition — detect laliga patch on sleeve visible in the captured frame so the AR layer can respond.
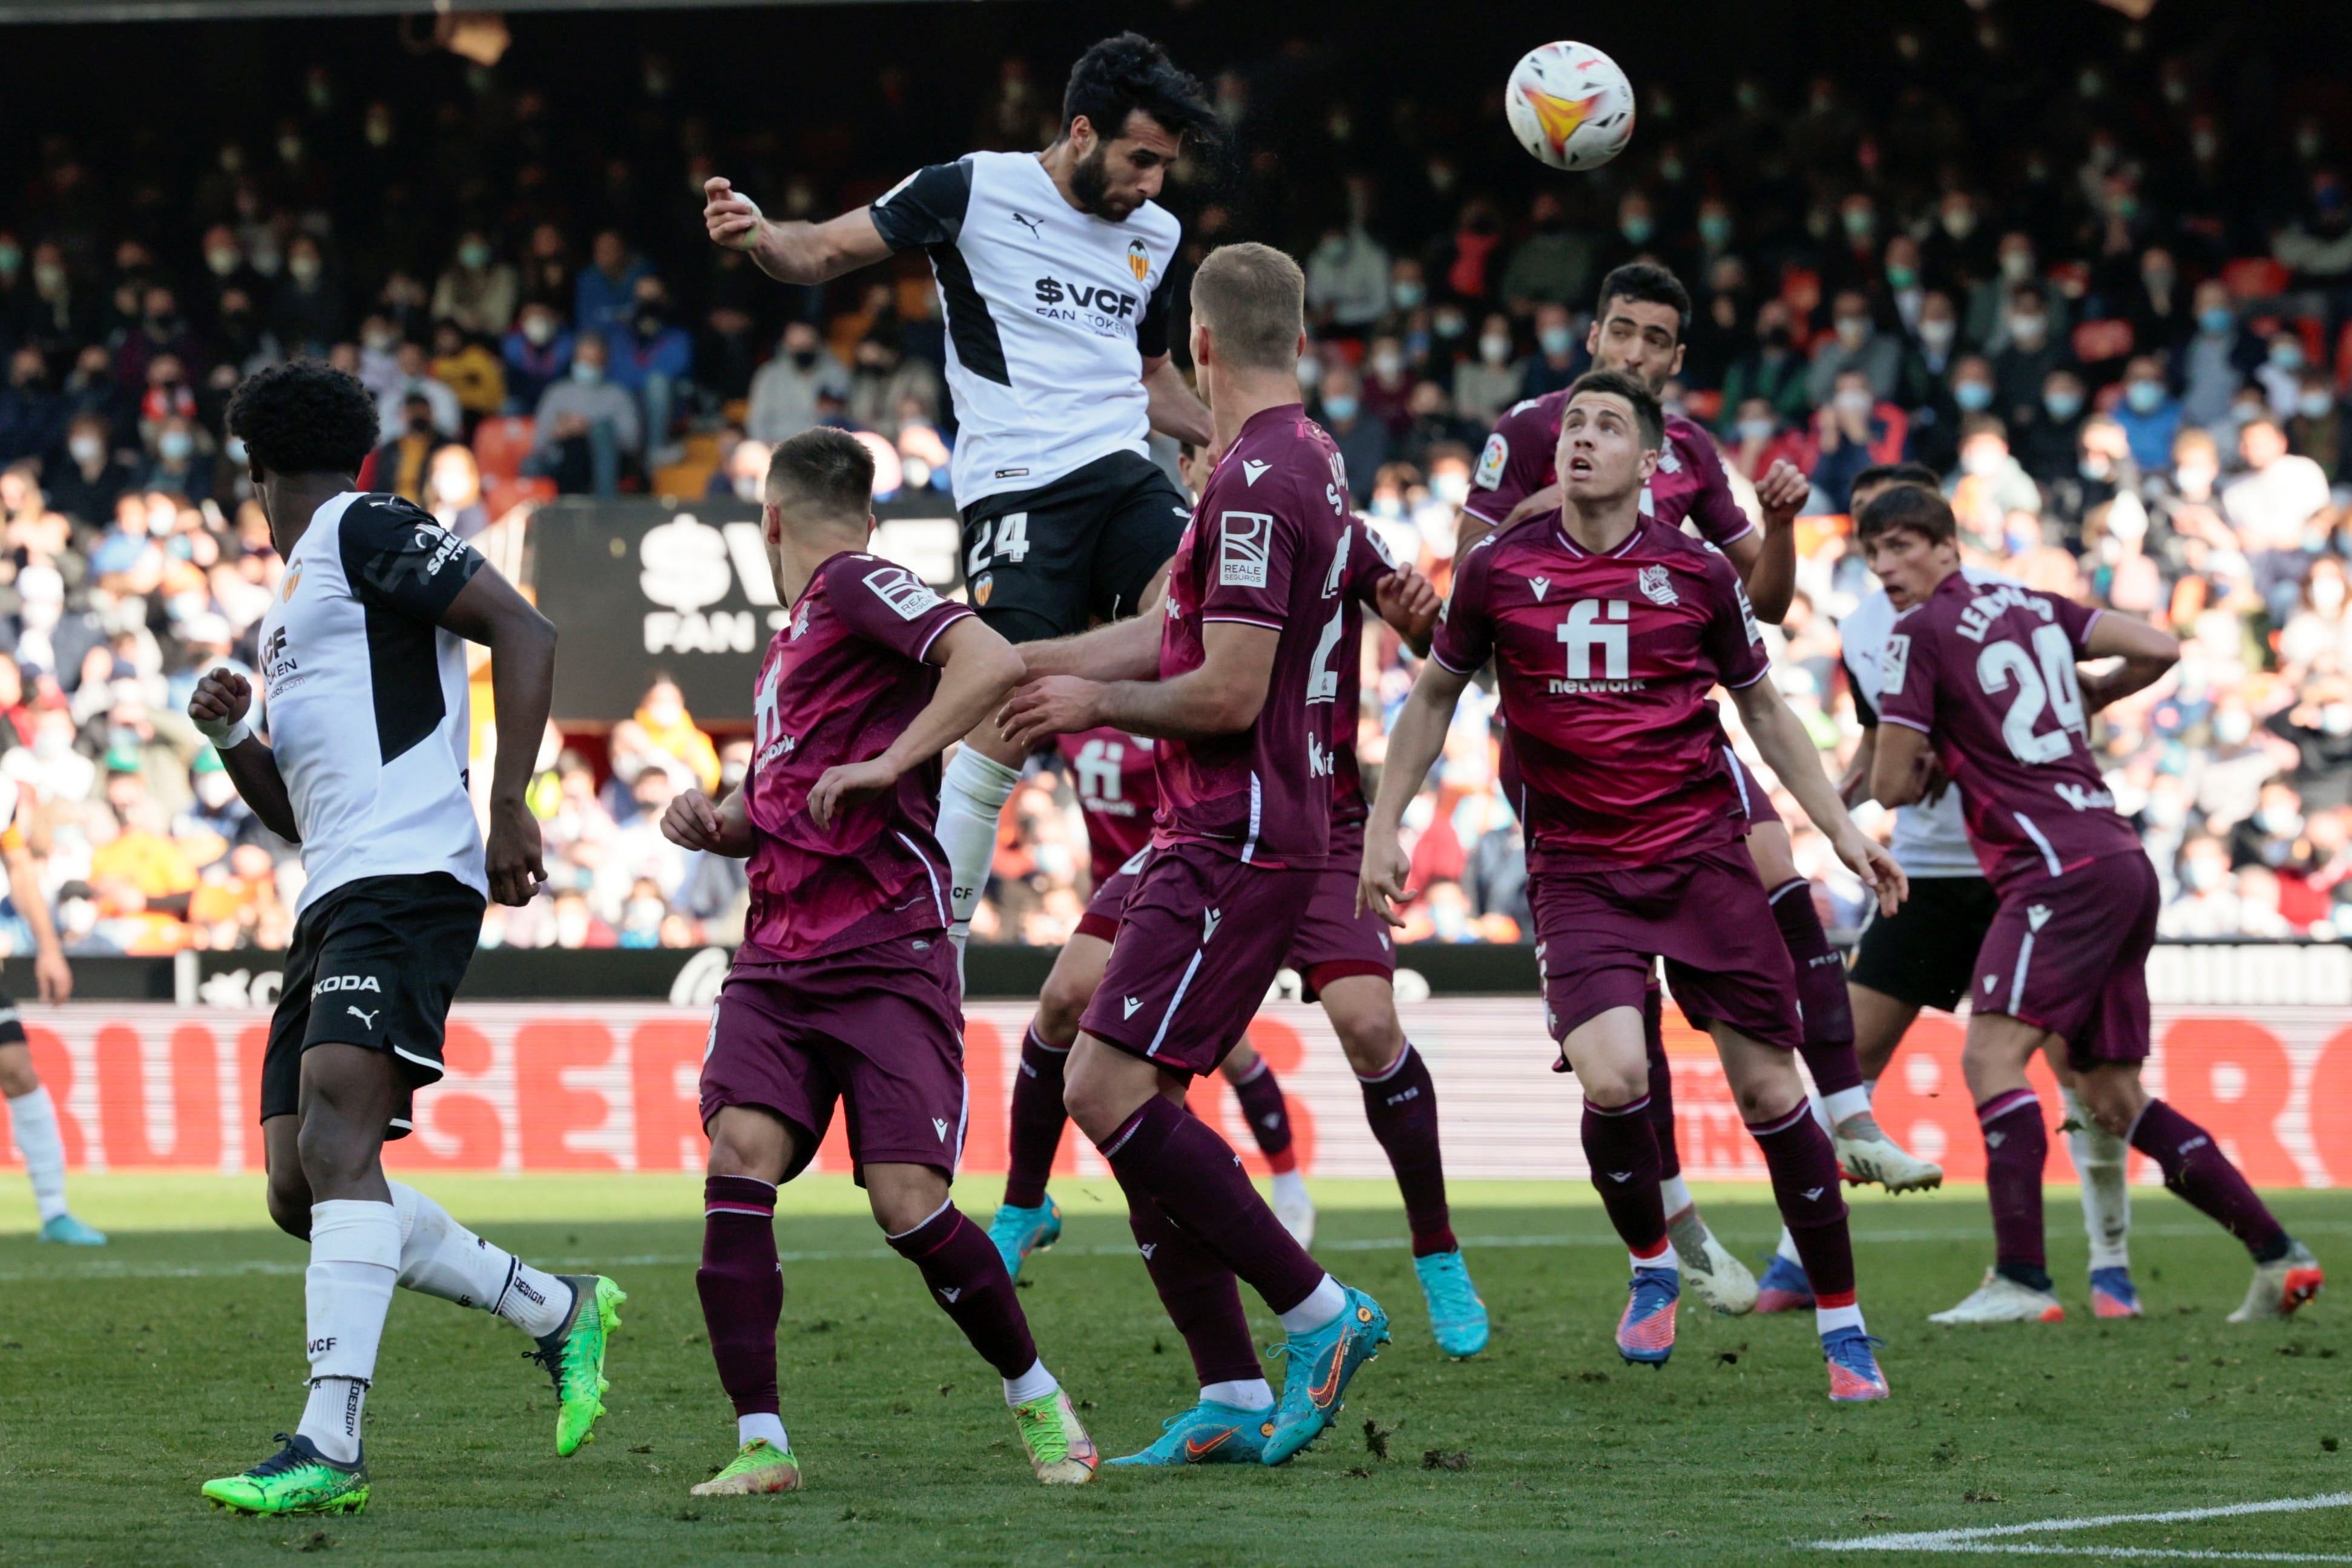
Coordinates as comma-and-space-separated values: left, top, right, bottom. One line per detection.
863, 564, 946, 620
1218, 510, 1271, 588
1734, 580, 1762, 645
1881, 633, 1910, 694
1473, 433, 1508, 490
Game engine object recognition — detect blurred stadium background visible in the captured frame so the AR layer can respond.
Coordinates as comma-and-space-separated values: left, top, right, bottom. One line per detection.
1, 0, 2351, 1184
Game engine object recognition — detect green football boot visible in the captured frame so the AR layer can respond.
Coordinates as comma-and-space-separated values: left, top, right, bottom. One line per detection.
202, 1433, 369, 1516
691, 1438, 802, 1496
526, 1274, 625, 1456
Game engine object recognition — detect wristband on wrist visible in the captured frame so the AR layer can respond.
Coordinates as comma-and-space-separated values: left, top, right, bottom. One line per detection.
209, 719, 252, 751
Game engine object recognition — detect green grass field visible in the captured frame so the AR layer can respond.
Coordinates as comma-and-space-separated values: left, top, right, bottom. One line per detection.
2, 1175, 2346, 1567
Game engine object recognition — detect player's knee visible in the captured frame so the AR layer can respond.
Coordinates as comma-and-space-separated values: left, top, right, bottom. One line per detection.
292, 1107, 375, 1192
264, 1176, 313, 1240
1336, 1011, 1404, 1077
1037, 976, 1091, 1044
0, 1044, 36, 1098
1579, 1066, 1651, 1110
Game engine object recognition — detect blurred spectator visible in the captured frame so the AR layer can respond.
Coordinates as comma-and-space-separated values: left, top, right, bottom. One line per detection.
1807, 290, 1902, 405
430, 231, 519, 337
524, 333, 640, 497
605, 276, 692, 465
574, 231, 651, 338
746, 321, 848, 444
709, 433, 770, 501
1453, 313, 1522, 427
632, 676, 720, 794
44, 413, 133, 525
1718, 301, 1813, 436
269, 235, 340, 357
2113, 355, 2184, 474
1802, 370, 1907, 512
1521, 302, 1582, 398
1315, 364, 1387, 501
425, 444, 490, 538
1304, 222, 1390, 332
373, 341, 461, 439
372, 394, 439, 505
2176, 280, 2261, 430
846, 335, 939, 437
429, 322, 505, 423
501, 301, 573, 413
1499, 192, 1595, 312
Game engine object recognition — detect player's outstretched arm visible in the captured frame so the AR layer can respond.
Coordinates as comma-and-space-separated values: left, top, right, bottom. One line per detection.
1358, 658, 1473, 927
2077, 612, 2181, 714
1013, 601, 1166, 683
1140, 355, 1215, 450
186, 668, 300, 844
4, 841, 69, 1005
1000, 620, 1275, 749
810, 618, 1026, 829
439, 569, 558, 907
1730, 674, 1907, 916
703, 177, 895, 286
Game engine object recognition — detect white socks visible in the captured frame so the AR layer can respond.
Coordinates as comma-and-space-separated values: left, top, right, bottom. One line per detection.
389, 1181, 571, 1337
738, 1412, 789, 1452
1276, 1273, 1347, 1335
299, 1199, 401, 1465
1816, 1301, 1865, 1336
1632, 1241, 1680, 1274
1775, 1227, 1805, 1266
1269, 1170, 1309, 1210
2061, 1088, 2132, 1270
1201, 1377, 1275, 1411
936, 747, 1020, 951
1659, 1173, 1694, 1222
7, 1086, 68, 1221
1821, 1084, 1873, 1127
1002, 1358, 1060, 1406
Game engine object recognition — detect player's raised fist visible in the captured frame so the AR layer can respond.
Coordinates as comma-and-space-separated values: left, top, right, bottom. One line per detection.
187, 668, 252, 740
661, 787, 728, 851
703, 176, 765, 252
1756, 459, 1809, 528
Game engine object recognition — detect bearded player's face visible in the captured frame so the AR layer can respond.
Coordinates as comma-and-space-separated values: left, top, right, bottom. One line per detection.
1071, 109, 1183, 221
1586, 296, 1686, 395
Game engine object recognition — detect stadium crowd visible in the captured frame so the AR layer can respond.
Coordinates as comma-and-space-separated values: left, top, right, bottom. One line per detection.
0, 15, 2349, 954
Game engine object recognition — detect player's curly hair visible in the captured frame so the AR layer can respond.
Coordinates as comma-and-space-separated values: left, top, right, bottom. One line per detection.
225, 359, 381, 478
1597, 262, 1693, 340
1063, 32, 1217, 145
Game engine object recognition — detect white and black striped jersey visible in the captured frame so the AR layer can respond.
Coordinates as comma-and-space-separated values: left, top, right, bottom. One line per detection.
870, 149, 1181, 507
258, 491, 488, 916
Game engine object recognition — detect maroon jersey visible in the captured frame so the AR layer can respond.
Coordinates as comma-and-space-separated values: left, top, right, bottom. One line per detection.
1056, 725, 1158, 882
740, 551, 973, 961
1433, 516, 1770, 870
1153, 403, 1354, 868
1466, 393, 1755, 549
1875, 571, 2140, 890
1328, 526, 1408, 828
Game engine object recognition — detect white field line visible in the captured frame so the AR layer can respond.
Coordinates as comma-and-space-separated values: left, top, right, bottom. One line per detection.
5, 1219, 2350, 1285
1812, 1492, 2352, 1560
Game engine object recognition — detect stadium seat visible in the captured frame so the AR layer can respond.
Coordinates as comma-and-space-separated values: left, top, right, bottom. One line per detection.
1683, 389, 1722, 424
2072, 318, 2135, 365
2222, 257, 2290, 301
652, 459, 718, 499
473, 415, 536, 483
485, 474, 556, 520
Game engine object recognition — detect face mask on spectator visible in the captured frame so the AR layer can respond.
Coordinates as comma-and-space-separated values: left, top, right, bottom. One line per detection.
789, 347, 818, 370
1479, 333, 1510, 366
363, 327, 395, 353
1433, 470, 1470, 505
460, 241, 493, 270
2258, 802, 2305, 838
2078, 453, 2111, 481
69, 433, 103, 465
159, 429, 194, 462
1954, 380, 1993, 412
522, 315, 556, 347
1999, 250, 2034, 284
2326, 704, 2352, 738
1832, 387, 1873, 418
1620, 215, 1654, 245
1371, 494, 1404, 519
206, 246, 240, 277
2006, 312, 2048, 348
1887, 265, 1918, 290
1321, 393, 1358, 422
34, 260, 66, 293
1841, 207, 1875, 239
2183, 856, 2224, 892
2043, 389, 2083, 419
2270, 343, 2305, 372
1698, 214, 1732, 248
1834, 315, 1869, 349
571, 359, 602, 384
2300, 390, 2336, 419
33, 726, 68, 759
1433, 310, 1465, 340
1961, 444, 2003, 476
289, 253, 321, 286
1391, 281, 1425, 310
2125, 379, 2165, 413
1919, 318, 1956, 352
2199, 306, 2235, 335
1538, 324, 1574, 356
2216, 709, 2253, 746
1370, 349, 1403, 379
1737, 416, 1776, 443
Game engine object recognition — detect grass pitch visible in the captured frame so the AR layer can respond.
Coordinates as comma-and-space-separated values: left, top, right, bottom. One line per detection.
2, 1176, 2346, 1567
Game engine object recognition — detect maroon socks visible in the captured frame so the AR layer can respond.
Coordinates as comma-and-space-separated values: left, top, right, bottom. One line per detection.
1359, 1043, 1459, 1256
1227, 1057, 1298, 1173
1117, 1176, 1261, 1386
2130, 1098, 2289, 1261
1097, 1094, 1327, 1316
1641, 988, 1684, 1181
1976, 1088, 2050, 1290
696, 1175, 783, 1419
1769, 878, 1864, 1098
1747, 1101, 1858, 1306
1002, 1023, 1069, 1210
1582, 1094, 1667, 1255
884, 1203, 1039, 1380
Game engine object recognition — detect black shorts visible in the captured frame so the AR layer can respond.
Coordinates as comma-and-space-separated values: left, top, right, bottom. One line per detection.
959, 450, 1191, 642
0, 991, 22, 1047
1847, 874, 2000, 1013
260, 871, 485, 1139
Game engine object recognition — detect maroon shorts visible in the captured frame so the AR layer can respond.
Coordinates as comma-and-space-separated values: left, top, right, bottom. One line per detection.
1725, 748, 1783, 830
1972, 850, 2160, 1071
1286, 821, 1395, 998
1080, 841, 1316, 1078
1074, 844, 1152, 943
1530, 841, 1800, 1051
700, 932, 968, 1182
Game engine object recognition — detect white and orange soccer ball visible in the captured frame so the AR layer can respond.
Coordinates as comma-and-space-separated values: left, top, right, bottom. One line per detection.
1505, 41, 1635, 172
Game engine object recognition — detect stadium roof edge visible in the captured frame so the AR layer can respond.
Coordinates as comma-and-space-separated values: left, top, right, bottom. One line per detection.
0, 0, 949, 21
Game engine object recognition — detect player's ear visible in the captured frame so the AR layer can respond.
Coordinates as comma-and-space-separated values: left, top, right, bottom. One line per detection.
761, 500, 781, 547
861, 510, 877, 543
1189, 318, 1210, 370
1668, 341, 1686, 379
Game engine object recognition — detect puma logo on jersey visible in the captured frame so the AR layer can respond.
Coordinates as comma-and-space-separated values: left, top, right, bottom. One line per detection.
347, 1007, 379, 1029
1123, 997, 1143, 1019
1009, 210, 1043, 237
2028, 904, 2052, 931
1201, 909, 1223, 942
1639, 564, 1679, 606
932, 1118, 949, 1142
1529, 576, 1550, 601
1241, 459, 1270, 485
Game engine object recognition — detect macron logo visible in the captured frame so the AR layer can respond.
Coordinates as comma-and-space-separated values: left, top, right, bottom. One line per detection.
1202, 909, 1223, 943
932, 1118, 948, 1143
1529, 576, 1550, 602
1606, 1170, 1632, 1184
939, 1287, 961, 1303
1241, 459, 1270, 486
1123, 997, 1143, 1019
1802, 1187, 1825, 1201
1138, 1243, 1157, 1260
2028, 905, 2052, 931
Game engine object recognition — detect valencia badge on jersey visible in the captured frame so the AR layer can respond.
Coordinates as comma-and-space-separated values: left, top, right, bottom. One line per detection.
971, 571, 993, 606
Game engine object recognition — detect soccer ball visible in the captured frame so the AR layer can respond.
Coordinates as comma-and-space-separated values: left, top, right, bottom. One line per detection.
1505, 42, 1635, 172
